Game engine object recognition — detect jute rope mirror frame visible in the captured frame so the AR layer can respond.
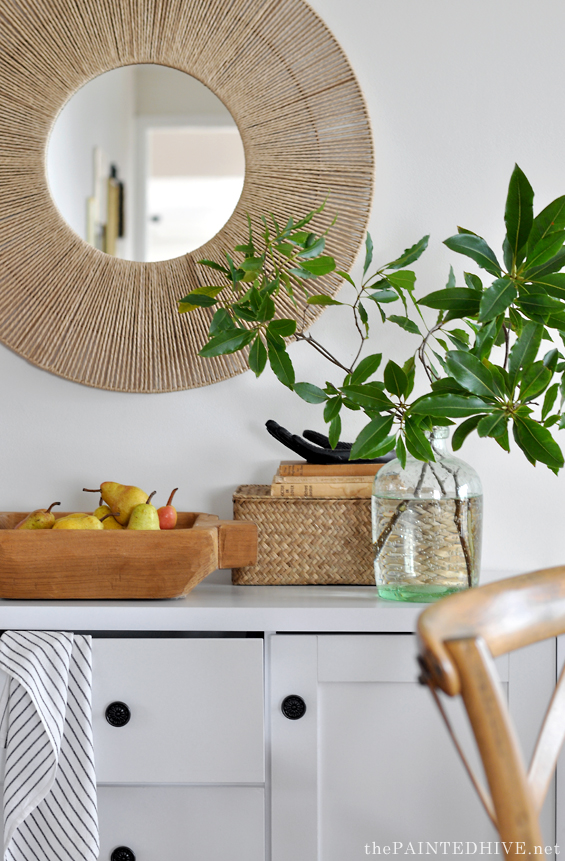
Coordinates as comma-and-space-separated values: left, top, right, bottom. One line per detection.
0, 0, 373, 392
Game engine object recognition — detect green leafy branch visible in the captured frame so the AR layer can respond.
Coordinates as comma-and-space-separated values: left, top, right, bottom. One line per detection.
178, 165, 565, 473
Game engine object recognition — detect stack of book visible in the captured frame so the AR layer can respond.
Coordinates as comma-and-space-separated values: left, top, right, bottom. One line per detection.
270, 460, 384, 498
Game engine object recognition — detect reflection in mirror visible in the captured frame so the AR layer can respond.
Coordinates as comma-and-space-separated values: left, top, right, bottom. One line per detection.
47, 65, 245, 262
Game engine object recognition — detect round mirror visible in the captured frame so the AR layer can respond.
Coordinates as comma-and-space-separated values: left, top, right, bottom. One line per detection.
47, 64, 245, 262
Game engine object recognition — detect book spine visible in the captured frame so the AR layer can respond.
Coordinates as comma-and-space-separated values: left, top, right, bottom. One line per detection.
273, 474, 373, 484
278, 462, 383, 477
270, 482, 373, 498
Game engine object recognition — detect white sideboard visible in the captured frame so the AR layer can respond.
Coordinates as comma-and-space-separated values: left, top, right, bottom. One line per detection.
0, 571, 559, 861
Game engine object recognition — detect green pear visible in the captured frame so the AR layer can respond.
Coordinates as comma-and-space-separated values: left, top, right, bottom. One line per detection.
83, 482, 148, 525
127, 492, 160, 530
15, 502, 61, 529
52, 513, 103, 530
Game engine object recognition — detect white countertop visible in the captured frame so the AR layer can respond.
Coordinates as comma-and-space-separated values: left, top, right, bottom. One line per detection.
0, 569, 516, 633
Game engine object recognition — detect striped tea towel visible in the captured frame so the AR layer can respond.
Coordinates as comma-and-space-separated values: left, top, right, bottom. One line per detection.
0, 631, 99, 861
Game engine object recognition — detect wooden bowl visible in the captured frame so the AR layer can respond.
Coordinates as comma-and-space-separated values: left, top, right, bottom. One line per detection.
0, 512, 257, 599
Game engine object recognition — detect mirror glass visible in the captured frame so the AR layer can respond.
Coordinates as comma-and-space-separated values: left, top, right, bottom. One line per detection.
47, 64, 245, 262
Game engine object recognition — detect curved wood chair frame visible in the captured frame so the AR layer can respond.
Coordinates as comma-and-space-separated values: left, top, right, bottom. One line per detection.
417, 566, 565, 859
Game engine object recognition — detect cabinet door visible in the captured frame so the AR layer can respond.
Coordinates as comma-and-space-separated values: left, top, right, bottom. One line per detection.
98, 786, 264, 861
270, 634, 555, 861
93, 637, 264, 783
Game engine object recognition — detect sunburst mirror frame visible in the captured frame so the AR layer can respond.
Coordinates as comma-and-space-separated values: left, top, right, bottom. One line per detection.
0, 0, 373, 392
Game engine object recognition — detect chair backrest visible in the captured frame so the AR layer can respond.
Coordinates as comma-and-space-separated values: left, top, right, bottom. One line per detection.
417, 566, 565, 859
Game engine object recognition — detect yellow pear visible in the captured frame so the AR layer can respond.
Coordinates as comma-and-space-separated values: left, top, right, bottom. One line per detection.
94, 504, 123, 530
83, 482, 148, 525
127, 492, 160, 530
15, 502, 61, 529
53, 514, 103, 530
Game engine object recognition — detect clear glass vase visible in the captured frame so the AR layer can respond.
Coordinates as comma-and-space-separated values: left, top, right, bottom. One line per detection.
371, 427, 483, 603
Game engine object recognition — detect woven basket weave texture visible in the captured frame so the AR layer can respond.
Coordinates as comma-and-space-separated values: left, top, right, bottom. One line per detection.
232, 485, 374, 585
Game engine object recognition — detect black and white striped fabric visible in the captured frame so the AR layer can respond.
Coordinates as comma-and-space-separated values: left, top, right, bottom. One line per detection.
0, 631, 99, 861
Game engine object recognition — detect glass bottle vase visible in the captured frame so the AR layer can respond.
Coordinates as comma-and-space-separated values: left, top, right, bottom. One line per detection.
371, 427, 483, 603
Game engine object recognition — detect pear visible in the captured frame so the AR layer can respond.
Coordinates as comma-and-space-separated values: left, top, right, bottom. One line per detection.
94, 503, 123, 530
53, 513, 103, 530
158, 488, 178, 530
127, 491, 160, 530
15, 502, 61, 529
83, 482, 148, 525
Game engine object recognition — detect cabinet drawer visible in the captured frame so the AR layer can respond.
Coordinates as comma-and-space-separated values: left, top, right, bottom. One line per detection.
93, 638, 264, 783
98, 785, 265, 861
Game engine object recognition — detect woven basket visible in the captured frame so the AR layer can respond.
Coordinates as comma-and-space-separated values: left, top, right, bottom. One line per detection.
232, 485, 374, 585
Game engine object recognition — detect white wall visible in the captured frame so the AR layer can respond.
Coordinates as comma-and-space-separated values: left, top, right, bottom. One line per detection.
3, 0, 565, 575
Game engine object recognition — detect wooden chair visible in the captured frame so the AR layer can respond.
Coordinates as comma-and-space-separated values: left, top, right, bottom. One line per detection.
417, 566, 565, 859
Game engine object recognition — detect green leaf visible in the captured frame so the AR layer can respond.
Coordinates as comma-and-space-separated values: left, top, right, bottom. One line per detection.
525, 246, 565, 279
472, 318, 499, 361
443, 234, 502, 277
477, 412, 508, 438
410, 393, 494, 418
358, 301, 369, 333
431, 377, 467, 395
306, 295, 344, 306
198, 258, 231, 276
513, 416, 564, 469
523, 231, 565, 273
267, 344, 295, 389
419, 288, 481, 316
403, 356, 416, 397
178, 285, 223, 312
517, 290, 562, 320
395, 434, 407, 469
508, 321, 543, 386
336, 270, 357, 288
531, 273, 565, 301
275, 242, 295, 258
478, 278, 517, 322
323, 396, 342, 423
542, 383, 559, 420
209, 308, 236, 335
445, 351, 499, 399
464, 272, 483, 291
294, 256, 336, 277
267, 318, 297, 337
386, 270, 416, 292
240, 257, 264, 273
256, 294, 276, 322
363, 233, 374, 276
294, 382, 327, 404
328, 414, 341, 449
248, 335, 267, 377
446, 328, 470, 351
387, 315, 421, 335
199, 328, 255, 358
519, 361, 552, 402
528, 196, 565, 252
297, 237, 325, 259
404, 417, 435, 462
368, 289, 398, 304
340, 384, 395, 412
349, 415, 395, 460
452, 415, 483, 450
504, 164, 534, 265
351, 353, 382, 384
383, 360, 409, 398
543, 348, 559, 372
387, 235, 429, 270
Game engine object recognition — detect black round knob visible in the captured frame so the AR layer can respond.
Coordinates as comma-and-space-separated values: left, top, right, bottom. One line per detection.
105, 701, 131, 727
281, 694, 307, 720
111, 848, 135, 861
